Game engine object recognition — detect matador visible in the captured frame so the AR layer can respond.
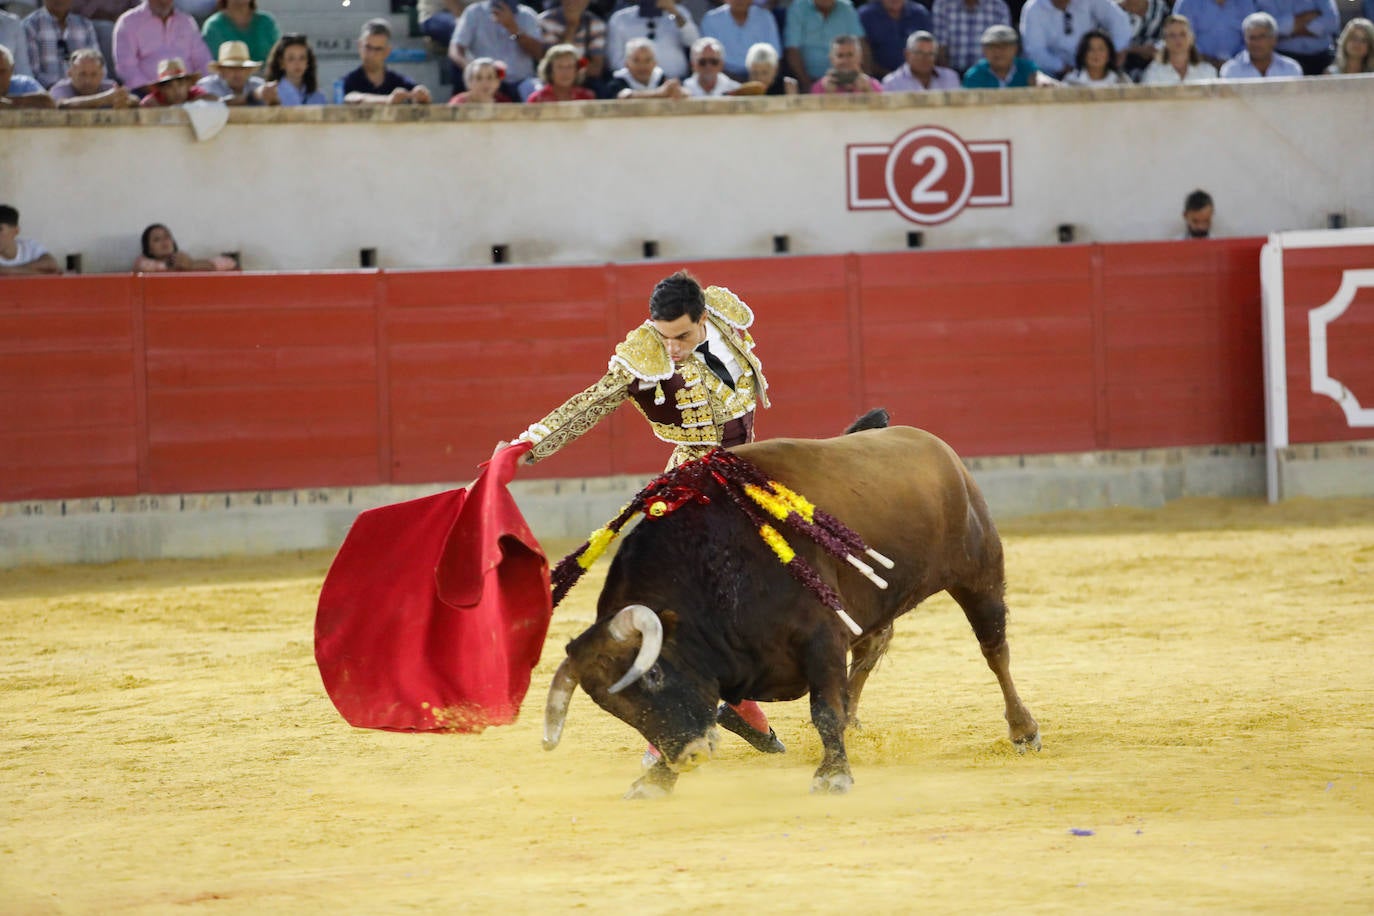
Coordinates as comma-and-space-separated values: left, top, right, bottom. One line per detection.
496, 270, 785, 758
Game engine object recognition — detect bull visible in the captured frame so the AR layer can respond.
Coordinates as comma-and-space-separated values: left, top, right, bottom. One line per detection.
542, 412, 1040, 797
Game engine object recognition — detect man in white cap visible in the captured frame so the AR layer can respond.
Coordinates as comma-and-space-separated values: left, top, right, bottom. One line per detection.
197, 39, 273, 104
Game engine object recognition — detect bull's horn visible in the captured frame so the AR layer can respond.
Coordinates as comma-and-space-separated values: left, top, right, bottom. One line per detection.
607, 604, 664, 695
542, 658, 579, 751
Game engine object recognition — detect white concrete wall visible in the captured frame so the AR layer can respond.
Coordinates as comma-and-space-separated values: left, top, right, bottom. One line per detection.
2, 77, 1370, 275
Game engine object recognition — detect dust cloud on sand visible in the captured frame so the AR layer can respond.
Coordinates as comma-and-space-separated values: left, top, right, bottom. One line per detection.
2, 497, 1372, 913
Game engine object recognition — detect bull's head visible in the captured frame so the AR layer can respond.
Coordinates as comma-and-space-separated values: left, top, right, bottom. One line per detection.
543, 604, 720, 774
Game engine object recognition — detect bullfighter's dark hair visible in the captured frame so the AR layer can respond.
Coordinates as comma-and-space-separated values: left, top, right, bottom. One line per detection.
648, 270, 706, 323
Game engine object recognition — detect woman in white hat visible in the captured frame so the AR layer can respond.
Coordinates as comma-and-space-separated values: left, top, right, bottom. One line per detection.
197, 40, 268, 104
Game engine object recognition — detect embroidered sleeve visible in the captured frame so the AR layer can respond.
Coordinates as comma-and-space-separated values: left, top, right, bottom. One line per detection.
515, 365, 635, 463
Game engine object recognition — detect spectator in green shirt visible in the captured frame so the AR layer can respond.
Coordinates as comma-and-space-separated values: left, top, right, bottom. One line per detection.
201, 0, 278, 65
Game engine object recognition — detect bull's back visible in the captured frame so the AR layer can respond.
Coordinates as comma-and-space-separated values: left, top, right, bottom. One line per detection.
732, 426, 996, 596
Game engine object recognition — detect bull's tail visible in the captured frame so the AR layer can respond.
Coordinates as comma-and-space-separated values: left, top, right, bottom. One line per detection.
844, 407, 890, 435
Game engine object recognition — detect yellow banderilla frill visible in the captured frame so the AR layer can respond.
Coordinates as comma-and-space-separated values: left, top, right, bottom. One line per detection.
758, 523, 795, 565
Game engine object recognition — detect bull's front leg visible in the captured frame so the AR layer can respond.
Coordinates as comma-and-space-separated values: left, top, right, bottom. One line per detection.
806, 637, 854, 794
624, 759, 679, 800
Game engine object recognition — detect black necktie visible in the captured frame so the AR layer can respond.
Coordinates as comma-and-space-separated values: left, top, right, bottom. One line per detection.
695, 341, 735, 389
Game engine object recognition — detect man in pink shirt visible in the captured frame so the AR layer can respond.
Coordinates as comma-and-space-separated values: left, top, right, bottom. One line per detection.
111, 0, 208, 90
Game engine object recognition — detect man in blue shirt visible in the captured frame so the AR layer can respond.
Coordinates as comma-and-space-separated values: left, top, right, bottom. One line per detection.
1019, 0, 1132, 77
701, 0, 781, 80
1173, 0, 1258, 67
0, 42, 54, 106
962, 21, 1047, 85
860, 0, 934, 78
1256, 0, 1340, 74
1219, 10, 1304, 76
783, 0, 865, 90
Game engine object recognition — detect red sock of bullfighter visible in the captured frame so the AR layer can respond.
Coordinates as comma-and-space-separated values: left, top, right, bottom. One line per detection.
730, 700, 770, 733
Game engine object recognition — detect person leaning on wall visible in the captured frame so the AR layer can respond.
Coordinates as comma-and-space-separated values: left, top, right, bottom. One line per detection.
0, 204, 62, 276
134, 223, 238, 272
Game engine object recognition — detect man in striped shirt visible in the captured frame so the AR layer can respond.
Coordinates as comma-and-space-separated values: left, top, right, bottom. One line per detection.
932, 0, 1011, 74
23, 0, 101, 88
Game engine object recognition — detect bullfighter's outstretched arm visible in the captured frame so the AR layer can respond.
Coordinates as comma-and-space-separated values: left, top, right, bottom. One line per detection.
515, 366, 635, 464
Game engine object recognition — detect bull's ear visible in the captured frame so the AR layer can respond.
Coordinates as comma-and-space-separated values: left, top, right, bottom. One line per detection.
660, 609, 680, 638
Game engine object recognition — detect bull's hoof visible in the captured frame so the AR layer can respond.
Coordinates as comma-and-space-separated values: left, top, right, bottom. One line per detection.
625, 763, 678, 800
717, 705, 786, 754
624, 780, 672, 800
810, 771, 854, 794
1014, 731, 1042, 754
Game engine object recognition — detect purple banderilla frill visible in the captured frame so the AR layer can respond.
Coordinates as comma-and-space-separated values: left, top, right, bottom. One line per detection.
549, 448, 894, 635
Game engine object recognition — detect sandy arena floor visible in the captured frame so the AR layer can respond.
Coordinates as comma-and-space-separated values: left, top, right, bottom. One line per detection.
2, 497, 1372, 914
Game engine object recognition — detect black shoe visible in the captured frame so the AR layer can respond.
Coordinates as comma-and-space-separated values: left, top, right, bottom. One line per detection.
717, 704, 786, 754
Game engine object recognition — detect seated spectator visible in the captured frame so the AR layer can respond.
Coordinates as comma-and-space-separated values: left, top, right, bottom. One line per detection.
1219, 11, 1303, 77
811, 32, 882, 92
704, 0, 782, 80
1262, 0, 1339, 76
0, 10, 34, 80
1, 43, 56, 107
538, 0, 606, 86
344, 19, 432, 104
1327, 17, 1373, 74
860, 0, 933, 78
197, 39, 266, 103
745, 39, 797, 93
882, 29, 960, 89
1181, 189, 1214, 238
1115, 0, 1168, 77
683, 35, 739, 94
1141, 14, 1220, 83
1173, 0, 1256, 68
1063, 27, 1129, 83
201, 0, 278, 67
603, 35, 688, 97
139, 55, 212, 104
23, 0, 101, 88
931, 0, 1011, 75
261, 32, 324, 105
605, 0, 700, 82
113, 0, 211, 92
784, 0, 864, 91
1019, 0, 1132, 78
451, 0, 543, 101
1140, 14, 1219, 83
134, 223, 236, 272
0, 205, 61, 276
71, 0, 138, 81
526, 41, 596, 100
50, 46, 135, 106
419, 0, 464, 58
962, 22, 1057, 85
448, 55, 515, 102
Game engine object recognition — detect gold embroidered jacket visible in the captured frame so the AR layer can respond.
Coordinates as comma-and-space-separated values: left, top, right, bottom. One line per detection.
515, 286, 770, 468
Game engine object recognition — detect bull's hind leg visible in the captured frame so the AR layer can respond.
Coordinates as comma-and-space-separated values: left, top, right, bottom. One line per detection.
948, 586, 1040, 752
846, 624, 894, 731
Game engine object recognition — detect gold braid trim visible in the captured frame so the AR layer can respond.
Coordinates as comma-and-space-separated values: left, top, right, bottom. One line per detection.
610, 325, 674, 382
704, 286, 755, 329
517, 366, 633, 464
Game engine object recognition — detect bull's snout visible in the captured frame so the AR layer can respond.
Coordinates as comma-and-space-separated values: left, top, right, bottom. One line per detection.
666, 726, 720, 773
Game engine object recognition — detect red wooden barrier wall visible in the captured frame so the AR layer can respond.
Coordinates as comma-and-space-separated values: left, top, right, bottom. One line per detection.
0, 238, 1266, 503
1274, 244, 1374, 445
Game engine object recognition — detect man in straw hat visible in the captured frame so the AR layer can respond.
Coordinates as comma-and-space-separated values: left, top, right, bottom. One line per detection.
197, 38, 273, 104
138, 55, 212, 105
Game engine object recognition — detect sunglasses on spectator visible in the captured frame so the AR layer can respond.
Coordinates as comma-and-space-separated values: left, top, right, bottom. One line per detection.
1063, 9, 1073, 35
58, 37, 69, 60
696, 56, 722, 65
645, 20, 656, 39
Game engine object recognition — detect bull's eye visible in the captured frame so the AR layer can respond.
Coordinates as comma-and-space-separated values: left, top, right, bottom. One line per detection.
640, 664, 665, 692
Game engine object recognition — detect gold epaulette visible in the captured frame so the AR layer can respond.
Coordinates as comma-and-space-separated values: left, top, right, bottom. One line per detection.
610, 325, 674, 382
704, 286, 754, 329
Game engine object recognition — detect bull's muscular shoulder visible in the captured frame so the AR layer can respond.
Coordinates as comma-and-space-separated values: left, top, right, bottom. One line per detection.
703, 286, 754, 329
610, 325, 673, 382
735, 426, 963, 494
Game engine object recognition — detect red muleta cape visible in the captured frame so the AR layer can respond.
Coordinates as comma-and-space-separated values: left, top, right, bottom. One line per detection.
314, 441, 551, 733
